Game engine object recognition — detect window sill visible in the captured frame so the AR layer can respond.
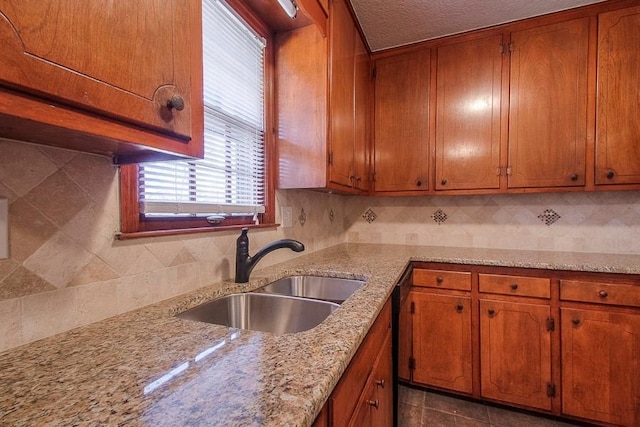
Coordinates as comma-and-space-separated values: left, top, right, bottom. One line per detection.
116, 222, 279, 240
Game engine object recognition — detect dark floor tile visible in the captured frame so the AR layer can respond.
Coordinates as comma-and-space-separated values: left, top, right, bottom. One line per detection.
422, 408, 457, 426
423, 391, 490, 423
400, 385, 426, 407
487, 405, 559, 427
399, 401, 424, 426
455, 416, 491, 426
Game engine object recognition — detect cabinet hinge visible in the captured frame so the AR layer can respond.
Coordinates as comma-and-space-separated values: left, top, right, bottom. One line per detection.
546, 317, 555, 332
370, 172, 377, 182
409, 357, 416, 370
506, 166, 512, 176
547, 383, 556, 398
410, 301, 415, 314
328, 152, 333, 165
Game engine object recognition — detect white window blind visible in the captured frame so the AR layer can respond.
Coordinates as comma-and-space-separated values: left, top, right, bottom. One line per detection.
139, 0, 266, 218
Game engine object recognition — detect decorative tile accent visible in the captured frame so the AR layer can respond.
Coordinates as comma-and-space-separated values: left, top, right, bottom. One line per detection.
298, 208, 307, 226
431, 209, 448, 224
362, 208, 377, 223
329, 209, 335, 223
538, 209, 561, 226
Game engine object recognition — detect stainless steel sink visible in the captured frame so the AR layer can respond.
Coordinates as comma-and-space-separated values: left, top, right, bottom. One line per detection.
176, 293, 339, 334
256, 275, 365, 304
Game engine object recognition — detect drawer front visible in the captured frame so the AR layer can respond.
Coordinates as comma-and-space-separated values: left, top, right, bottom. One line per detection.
561, 280, 640, 308
479, 274, 550, 298
413, 269, 471, 291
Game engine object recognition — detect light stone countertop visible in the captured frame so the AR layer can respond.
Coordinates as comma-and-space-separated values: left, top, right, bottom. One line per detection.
1, 243, 639, 426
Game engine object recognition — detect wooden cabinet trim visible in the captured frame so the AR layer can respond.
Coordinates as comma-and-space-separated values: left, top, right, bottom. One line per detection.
413, 269, 471, 291
560, 279, 640, 308
479, 273, 551, 298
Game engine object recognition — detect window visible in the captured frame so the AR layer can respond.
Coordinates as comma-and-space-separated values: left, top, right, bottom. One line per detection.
119, 0, 274, 237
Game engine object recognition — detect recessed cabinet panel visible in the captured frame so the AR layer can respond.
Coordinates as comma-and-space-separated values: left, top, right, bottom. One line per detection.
596, 6, 640, 185
508, 18, 589, 188
435, 35, 503, 191
0, 0, 193, 139
479, 299, 552, 410
374, 50, 430, 193
561, 308, 640, 426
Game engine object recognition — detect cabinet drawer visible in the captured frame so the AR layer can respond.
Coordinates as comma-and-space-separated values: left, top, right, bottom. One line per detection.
413, 269, 471, 291
479, 274, 550, 298
560, 280, 640, 308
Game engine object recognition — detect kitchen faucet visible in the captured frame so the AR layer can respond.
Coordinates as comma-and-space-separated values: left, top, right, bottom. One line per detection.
235, 228, 305, 283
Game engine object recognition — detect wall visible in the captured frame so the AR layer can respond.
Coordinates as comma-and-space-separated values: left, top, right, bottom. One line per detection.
344, 192, 640, 254
0, 139, 345, 352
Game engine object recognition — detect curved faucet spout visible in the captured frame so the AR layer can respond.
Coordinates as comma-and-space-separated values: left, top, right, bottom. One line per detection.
235, 228, 305, 283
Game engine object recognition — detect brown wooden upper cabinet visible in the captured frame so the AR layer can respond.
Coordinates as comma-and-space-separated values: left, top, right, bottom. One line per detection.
0, 0, 204, 163
507, 18, 589, 189
277, 0, 370, 193
596, 5, 640, 186
373, 49, 431, 193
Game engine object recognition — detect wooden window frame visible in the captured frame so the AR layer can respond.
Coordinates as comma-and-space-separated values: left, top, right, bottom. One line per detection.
118, 0, 276, 239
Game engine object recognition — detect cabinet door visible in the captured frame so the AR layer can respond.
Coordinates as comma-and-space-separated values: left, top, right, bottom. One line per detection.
479, 300, 552, 410
329, 0, 356, 189
398, 294, 413, 382
0, 0, 196, 139
561, 308, 640, 426
508, 18, 589, 188
412, 292, 472, 393
374, 50, 430, 193
435, 35, 503, 191
353, 31, 370, 192
596, 6, 640, 185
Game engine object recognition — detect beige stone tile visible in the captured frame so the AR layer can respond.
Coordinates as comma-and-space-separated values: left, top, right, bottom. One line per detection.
0, 298, 22, 352
115, 273, 157, 313
145, 237, 186, 267
23, 231, 93, 288
76, 280, 119, 325
21, 287, 78, 344
0, 181, 18, 202
68, 256, 120, 287
170, 247, 197, 266
97, 239, 148, 276
0, 140, 58, 196
124, 248, 165, 276
62, 202, 117, 254
8, 198, 57, 262
0, 266, 56, 300
147, 266, 180, 301
36, 145, 79, 167
23, 170, 92, 227
174, 262, 201, 294
0, 257, 19, 283
63, 153, 117, 204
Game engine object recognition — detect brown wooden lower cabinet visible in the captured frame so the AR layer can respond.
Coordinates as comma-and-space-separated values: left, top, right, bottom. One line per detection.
313, 298, 392, 427
401, 263, 640, 427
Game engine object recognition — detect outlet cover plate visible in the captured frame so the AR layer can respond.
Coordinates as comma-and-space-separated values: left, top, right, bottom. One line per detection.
0, 198, 7, 259
281, 206, 293, 228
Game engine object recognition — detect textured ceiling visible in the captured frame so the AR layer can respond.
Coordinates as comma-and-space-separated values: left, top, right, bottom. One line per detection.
350, 0, 606, 52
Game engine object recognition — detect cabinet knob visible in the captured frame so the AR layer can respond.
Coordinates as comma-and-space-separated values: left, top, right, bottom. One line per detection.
510, 283, 519, 291
367, 400, 379, 409
441, 178, 448, 185
570, 173, 579, 181
598, 290, 608, 299
436, 276, 444, 284
572, 318, 581, 326
455, 304, 464, 313
416, 178, 424, 187
375, 379, 385, 388
606, 170, 615, 179
488, 308, 496, 317
167, 94, 185, 111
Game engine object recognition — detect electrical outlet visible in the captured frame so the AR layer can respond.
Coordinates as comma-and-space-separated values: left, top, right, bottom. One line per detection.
0, 198, 7, 259
281, 206, 293, 228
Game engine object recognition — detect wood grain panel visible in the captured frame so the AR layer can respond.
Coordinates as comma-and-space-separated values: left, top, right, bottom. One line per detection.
595, 5, 640, 185
560, 280, 640, 308
373, 49, 430, 192
435, 35, 503, 190
353, 30, 370, 191
508, 18, 589, 188
479, 273, 551, 299
413, 269, 471, 291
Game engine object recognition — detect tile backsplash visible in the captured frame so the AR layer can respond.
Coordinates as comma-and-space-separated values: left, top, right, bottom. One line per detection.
2, 137, 640, 352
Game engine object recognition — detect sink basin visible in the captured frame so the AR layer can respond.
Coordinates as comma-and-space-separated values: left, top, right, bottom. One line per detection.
256, 275, 365, 303
176, 293, 339, 334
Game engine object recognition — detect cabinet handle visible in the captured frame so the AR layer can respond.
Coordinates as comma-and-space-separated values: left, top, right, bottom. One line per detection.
510, 283, 519, 291
455, 304, 464, 313
570, 173, 579, 181
416, 178, 424, 187
441, 178, 448, 185
598, 290, 608, 299
375, 379, 385, 388
367, 400, 379, 409
436, 276, 444, 284
606, 170, 615, 179
167, 94, 185, 111
488, 308, 496, 317
572, 318, 581, 326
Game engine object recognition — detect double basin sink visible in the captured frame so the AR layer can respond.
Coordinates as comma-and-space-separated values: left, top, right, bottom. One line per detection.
176, 276, 365, 334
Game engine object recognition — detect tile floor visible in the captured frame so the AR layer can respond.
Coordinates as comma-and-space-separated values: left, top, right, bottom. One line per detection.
398, 385, 594, 427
